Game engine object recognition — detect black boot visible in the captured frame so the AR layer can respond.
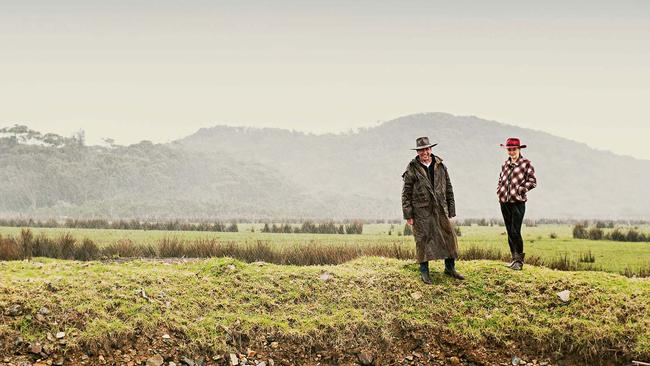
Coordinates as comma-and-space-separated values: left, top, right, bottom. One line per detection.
420, 271, 433, 285
443, 258, 465, 280
444, 268, 465, 280
419, 261, 432, 285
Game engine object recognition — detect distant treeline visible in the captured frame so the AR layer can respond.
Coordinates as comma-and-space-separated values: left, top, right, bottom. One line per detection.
261, 221, 364, 235
0, 217, 365, 234
457, 218, 650, 227
573, 224, 650, 243
0, 218, 239, 232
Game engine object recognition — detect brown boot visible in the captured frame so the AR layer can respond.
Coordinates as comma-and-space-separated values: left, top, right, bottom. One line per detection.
510, 253, 525, 271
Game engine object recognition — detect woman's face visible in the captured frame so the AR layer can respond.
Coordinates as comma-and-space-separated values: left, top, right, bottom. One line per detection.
507, 147, 520, 159
417, 147, 432, 161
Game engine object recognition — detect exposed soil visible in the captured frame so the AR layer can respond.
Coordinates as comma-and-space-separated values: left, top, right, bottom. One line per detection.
0, 321, 629, 366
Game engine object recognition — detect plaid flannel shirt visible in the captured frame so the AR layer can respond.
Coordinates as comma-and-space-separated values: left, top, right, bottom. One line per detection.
497, 156, 537, 203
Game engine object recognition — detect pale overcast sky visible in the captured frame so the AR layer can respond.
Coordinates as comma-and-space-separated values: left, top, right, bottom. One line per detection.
1, 0, 649, 159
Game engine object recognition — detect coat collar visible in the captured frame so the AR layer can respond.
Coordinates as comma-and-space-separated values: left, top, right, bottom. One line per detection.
410, 154, 442, 194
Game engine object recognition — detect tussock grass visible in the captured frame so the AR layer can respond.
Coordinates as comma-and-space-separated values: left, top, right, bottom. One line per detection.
579, 250, 596, 263
1, 229, 649, 277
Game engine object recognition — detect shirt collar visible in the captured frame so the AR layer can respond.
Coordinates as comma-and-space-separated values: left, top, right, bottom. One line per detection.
506, 155, 524, 166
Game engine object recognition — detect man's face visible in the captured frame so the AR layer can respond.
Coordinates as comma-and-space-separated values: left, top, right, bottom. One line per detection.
417, 147, 432, 160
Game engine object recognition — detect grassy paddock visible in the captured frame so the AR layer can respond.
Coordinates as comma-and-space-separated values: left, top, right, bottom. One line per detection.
0, 257, 648, 364
1, 224, 649, 276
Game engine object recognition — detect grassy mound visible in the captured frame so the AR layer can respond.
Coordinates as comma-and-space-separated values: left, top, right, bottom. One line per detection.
1, 257, 649, 365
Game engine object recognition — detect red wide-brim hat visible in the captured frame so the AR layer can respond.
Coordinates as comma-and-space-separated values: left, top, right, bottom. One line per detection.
500, 137, 527, 149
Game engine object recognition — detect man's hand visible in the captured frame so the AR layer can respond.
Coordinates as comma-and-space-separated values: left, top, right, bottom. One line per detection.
407, 218, 414, 226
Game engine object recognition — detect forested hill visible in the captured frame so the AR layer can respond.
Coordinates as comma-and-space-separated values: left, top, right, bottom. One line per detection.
2, 113, 649, 219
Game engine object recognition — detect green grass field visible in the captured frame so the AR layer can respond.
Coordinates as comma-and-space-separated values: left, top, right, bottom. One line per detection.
1, 224, 648, 275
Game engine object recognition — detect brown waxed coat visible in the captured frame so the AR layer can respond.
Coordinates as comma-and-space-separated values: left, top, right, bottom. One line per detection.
401, 155, 458, 262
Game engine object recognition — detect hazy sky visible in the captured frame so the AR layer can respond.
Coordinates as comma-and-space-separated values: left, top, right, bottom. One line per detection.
1, 0, 649, 159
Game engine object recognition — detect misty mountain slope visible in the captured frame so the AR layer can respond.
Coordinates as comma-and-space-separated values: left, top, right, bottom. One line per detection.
0, 135, 327, 219
2, 113, 648, 220
177, 113, 650, 219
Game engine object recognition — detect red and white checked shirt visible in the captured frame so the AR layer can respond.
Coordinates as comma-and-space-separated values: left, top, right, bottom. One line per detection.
497, 156, 537, 203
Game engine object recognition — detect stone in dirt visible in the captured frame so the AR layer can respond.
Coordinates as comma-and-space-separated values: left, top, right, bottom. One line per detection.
557, 290, 570, 303
449, 356, 461, 365
357, 351, 373, 366
38, 307, 50, 315
162, 334, 171, 339
512, 356, 522, 365
319, 272, 333, 281
410, 292, 422, 300
229, 354, 239, 366
146, 354, 164, 366
268, 359, 275, 366
54, 357, 64, 366
181, 356, 195, 366
29, 342, 43, 354
55, 332, 65, 339
5, 304, 22, 316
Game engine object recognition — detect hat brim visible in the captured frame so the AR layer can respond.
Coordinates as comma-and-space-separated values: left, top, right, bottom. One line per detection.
411, 143, 437, 150
500, 144, 527, 149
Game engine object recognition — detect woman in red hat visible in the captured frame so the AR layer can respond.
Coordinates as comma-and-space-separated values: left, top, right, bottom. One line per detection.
497, 138, 537, 270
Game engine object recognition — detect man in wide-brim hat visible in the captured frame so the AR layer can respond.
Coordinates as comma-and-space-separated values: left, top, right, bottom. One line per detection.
497, 137, 537, 270
402, 136, 463, 284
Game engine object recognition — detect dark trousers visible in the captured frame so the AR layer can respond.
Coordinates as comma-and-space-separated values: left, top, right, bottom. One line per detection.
500, 202, 526, 255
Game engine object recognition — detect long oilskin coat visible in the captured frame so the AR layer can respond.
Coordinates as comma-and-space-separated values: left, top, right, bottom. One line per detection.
401, 155, 458, 262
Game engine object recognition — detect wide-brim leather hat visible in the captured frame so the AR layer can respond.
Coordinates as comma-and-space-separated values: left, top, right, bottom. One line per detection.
500, 137, 527, 149
411, 136, 438, 150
